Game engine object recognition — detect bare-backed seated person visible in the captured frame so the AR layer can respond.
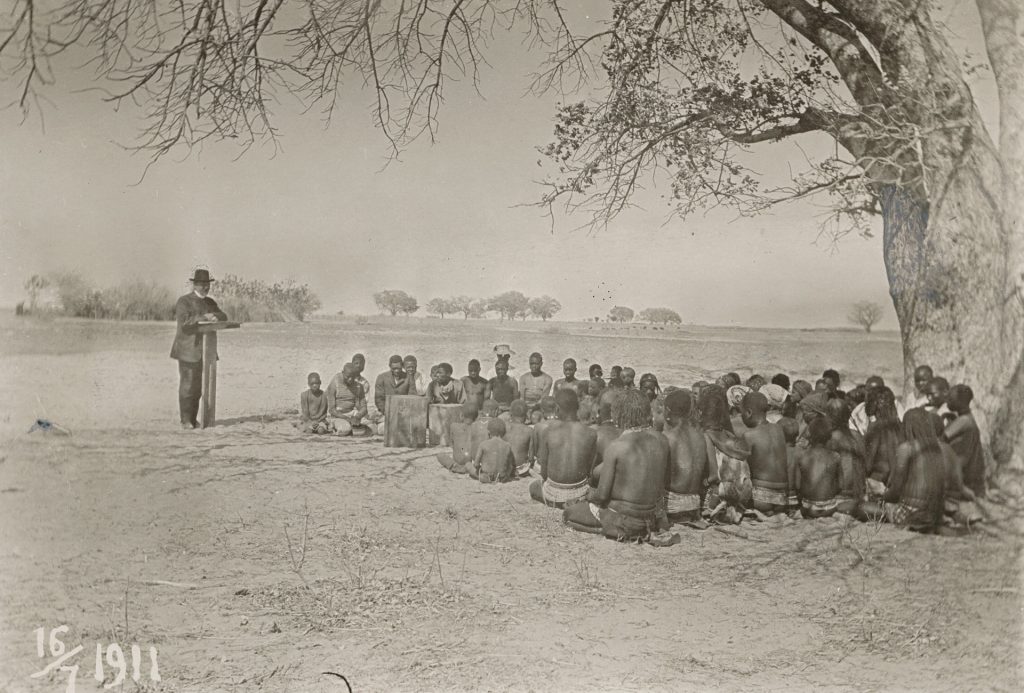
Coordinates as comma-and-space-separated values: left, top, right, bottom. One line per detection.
662, 389, 714, 523
873, 409, 945, 532
471, 399, 500, 456
700, 385, 752, 521
529, 390, 597, 507
795, 418, 842, 518
471, 418, 516, 483
528, 396, 558, 472
437, 403, 479, 474
563, 389, 670, 542
505, 400, 534, 477
740, 391, 791, 514
589, 409, 623, 489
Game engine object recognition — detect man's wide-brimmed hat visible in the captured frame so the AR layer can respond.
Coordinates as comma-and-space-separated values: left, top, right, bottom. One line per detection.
190, 269, 215, 283
493, 344, 515, 356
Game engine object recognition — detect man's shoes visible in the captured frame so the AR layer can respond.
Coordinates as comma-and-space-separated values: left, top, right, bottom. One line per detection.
181, 422, 194, 430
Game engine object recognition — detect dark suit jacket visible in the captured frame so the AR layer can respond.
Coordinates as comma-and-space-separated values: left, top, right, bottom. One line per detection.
170, 292, 228, 362
374, 371, 410, 412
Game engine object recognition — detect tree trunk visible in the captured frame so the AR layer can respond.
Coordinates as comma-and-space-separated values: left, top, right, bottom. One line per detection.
881, 129, 1024, 487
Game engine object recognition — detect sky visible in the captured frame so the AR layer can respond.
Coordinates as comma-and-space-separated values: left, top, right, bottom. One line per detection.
0, 2, 995, 329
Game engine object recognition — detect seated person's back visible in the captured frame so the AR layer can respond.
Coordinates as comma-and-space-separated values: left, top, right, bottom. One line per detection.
796, 418, 842, 518
472, 419, 515, 483
504, 400, 534, 476
740, 392, 790, 512
662, 390, 713, 520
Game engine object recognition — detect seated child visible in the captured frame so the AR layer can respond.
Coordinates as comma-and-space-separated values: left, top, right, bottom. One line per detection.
471, 399, 500, 455
471, 418, 516, 483
796, 418, 842, 518
298, 372, 336, 434
437, 403, 478, 474
504, 400, 533, 477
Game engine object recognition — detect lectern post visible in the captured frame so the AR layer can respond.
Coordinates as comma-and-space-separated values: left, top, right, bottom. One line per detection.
196, 321, 241, 428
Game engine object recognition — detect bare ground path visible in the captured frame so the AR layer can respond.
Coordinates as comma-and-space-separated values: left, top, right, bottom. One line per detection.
0, 418, 1021, 692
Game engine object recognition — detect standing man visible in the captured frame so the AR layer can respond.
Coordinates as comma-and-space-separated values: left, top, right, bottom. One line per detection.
170, 268, 227, 430
484, 344, 517, 380
519, 352, 554, 411
553, 358, 589, 399
485, 358, 520, 413
461, 359, 488, 410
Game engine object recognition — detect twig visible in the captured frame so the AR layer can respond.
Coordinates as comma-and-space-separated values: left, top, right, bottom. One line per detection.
136, 580, 199, 589
970, 587, 1018, 594
433, 532, 446, 590
284, 515, 310, 588
712, 526, 769, 543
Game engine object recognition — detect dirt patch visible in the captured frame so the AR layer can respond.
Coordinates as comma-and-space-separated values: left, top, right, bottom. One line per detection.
0, 420, 1020, 692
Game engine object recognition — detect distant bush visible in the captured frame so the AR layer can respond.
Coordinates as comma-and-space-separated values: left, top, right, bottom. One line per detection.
27, 270, 320, 322
47, 272, 174, 321
99, 280, 177, 320
217, 275, 321, 321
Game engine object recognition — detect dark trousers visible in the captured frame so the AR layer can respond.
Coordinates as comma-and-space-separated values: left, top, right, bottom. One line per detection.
178, 360, 203, 425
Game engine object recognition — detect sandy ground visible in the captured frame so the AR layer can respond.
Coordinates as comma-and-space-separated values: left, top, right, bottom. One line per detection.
0, 316, 1021, 692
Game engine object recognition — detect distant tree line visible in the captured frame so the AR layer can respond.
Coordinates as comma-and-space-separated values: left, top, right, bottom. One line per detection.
16, 271, 321, 322
606, 305, 683, 325
374, 291, 683, 324
375, 290, 564, 322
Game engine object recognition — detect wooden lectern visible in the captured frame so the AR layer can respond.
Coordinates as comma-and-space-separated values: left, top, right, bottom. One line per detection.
384, 395, 428, 448
196, 321, 241, 428
428, 404, 463, 447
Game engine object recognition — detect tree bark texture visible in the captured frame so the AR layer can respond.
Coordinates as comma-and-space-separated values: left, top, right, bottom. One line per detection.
828, 0, 1024, 484
881, 123, 1024, 482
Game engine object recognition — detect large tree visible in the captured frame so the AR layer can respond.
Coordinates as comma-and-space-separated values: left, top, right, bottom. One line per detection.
426, 297, 455, 319
638, 307, 682, 325
373, 290, 418, 317
537, 1, 1023, 482
450, 295, 475, 320
528, 295, 562, 321
3, 1, 1020, 480
608, 306, 635, 323
488, 291, 530, 321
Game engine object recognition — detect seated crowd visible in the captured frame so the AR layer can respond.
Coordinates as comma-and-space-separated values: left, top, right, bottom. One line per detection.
298, 346, 986, 542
